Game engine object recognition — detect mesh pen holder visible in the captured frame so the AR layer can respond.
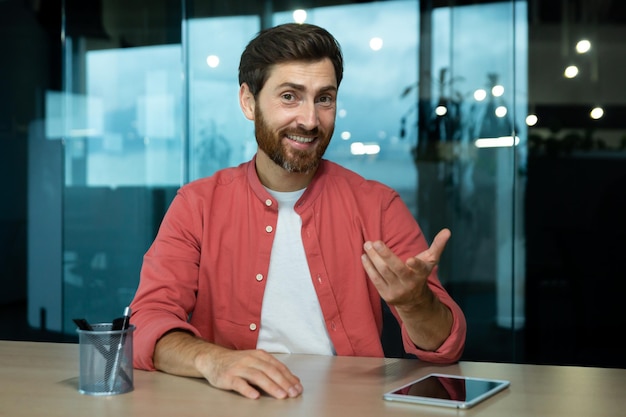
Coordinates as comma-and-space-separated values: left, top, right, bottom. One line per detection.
77, 323, 135, 395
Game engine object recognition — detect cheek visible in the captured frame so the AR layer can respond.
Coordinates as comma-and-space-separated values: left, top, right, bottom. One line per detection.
319, 110, 336, 130
271, 110, 299, 130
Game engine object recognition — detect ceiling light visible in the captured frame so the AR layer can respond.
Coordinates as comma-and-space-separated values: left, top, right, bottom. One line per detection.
590, 107, 604, 119
576, 39, 591, 54
564, 65, 579, 78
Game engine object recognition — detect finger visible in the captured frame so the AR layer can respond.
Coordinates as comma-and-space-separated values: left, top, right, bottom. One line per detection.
208, 350, 302, 400
429, 228, 451, 260
241, 352, 302, 399
361, 250, 388, 288
257, 354, 303, 398
241, 368, 290, 399
220, 364, 298, 400
362, 242, 394, 287
229, 376, 263, 399
411, 228, 451, 267
208, 363, 266, 399
362, 241, 406, 281
405, 229, 450, 278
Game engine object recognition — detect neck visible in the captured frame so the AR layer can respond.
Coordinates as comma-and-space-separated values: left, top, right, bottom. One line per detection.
255, 151, 316, 192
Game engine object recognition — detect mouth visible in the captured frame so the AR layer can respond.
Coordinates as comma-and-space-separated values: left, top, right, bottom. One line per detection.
286, 133, 315, 144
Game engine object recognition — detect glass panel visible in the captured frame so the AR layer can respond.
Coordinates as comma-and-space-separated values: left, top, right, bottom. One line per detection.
186, 15, 260, 180
415, 1, 527, 362
52, 1, 184, 331
83, 45, 183, 187
524, 1, 626, 367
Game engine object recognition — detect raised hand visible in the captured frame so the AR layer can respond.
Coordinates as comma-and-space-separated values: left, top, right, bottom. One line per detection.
361, 228, 451, 309
360, 228, 453, 351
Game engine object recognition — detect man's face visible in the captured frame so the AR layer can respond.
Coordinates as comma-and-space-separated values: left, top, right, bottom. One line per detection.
252, 59, 337, 174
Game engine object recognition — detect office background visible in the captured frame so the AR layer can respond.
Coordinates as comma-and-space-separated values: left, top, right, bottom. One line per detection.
1, 0, 624, 368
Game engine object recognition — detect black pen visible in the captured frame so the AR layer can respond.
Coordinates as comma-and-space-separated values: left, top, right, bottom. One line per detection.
108, 306, 131, 391
73, 318, 93, 331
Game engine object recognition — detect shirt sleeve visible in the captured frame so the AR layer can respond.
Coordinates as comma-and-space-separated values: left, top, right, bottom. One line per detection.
400, 277, 467, 363
130, 189, 204, 371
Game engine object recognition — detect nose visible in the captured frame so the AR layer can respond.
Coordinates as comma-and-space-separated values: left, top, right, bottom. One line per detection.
296, 100, 319, 131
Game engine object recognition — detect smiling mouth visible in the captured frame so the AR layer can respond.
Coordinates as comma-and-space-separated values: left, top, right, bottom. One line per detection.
286, 134, 315, 144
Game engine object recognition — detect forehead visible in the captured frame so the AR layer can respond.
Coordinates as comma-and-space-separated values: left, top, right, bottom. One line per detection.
264, 59, 337, 91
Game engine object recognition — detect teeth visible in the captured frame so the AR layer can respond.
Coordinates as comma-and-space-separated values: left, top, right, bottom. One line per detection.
287, 134, 314, 143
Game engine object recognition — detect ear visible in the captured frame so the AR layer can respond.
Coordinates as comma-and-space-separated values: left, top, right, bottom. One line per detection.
239, 83, 256, 121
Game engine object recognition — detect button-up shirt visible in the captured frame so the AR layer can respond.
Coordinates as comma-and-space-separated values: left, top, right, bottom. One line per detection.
130, 158, 466, 370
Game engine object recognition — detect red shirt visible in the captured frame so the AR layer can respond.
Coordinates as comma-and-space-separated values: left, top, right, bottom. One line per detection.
130, 158, 466, 370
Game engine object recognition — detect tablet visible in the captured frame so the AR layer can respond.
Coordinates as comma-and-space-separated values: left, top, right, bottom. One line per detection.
383, 373, 510, 409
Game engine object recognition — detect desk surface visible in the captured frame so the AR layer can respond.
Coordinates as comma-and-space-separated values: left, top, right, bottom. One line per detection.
1, 340, 625, 416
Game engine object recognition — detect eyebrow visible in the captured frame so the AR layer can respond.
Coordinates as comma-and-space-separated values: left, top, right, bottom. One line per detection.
277, 82, 338, 94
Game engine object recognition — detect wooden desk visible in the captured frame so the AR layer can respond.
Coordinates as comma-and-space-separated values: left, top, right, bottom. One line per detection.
1, 340, 624, 416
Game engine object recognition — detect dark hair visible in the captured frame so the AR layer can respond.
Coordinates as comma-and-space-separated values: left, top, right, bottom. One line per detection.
238, 23, 344, 97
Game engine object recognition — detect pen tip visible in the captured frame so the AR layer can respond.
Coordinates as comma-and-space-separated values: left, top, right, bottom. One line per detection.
124, 306, 131, 317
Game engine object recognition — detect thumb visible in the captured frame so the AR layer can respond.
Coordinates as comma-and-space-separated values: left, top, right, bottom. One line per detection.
409, 228, 451, 268
429, 228, 451, 261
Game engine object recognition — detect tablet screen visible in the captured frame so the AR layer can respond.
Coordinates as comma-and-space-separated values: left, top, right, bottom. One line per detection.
383, 373, 510, 409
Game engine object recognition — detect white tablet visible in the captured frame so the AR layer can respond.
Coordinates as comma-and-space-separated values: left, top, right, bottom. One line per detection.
383, 373, 510, 409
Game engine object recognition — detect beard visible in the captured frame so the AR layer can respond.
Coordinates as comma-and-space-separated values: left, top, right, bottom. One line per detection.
254, 105, 333, 174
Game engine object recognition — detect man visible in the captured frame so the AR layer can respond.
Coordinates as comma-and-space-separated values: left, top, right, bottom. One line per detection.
130, 22, 466, 400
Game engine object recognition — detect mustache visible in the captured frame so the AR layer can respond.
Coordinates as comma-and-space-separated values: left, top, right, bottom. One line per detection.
283, 127, 319, 136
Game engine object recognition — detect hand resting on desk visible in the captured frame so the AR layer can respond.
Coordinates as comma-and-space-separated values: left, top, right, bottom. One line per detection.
154, 330, 303, 400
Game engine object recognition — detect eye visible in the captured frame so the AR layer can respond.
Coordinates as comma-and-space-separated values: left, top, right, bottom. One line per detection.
281, 93, 296, 101
317, 95, 335, 107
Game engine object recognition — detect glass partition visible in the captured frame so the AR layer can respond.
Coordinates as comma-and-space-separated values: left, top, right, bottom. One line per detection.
418, 1, 527, 362
30, 0, 186, 331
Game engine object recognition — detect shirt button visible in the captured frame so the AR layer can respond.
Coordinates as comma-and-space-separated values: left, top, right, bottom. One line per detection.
265, 225, 273, 233
265, 199, 272, 207
249, 323, 257, 331
256, 273, 264, 282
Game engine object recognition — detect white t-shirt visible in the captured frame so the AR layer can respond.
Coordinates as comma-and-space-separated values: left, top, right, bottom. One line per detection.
256, 188, 335, 355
